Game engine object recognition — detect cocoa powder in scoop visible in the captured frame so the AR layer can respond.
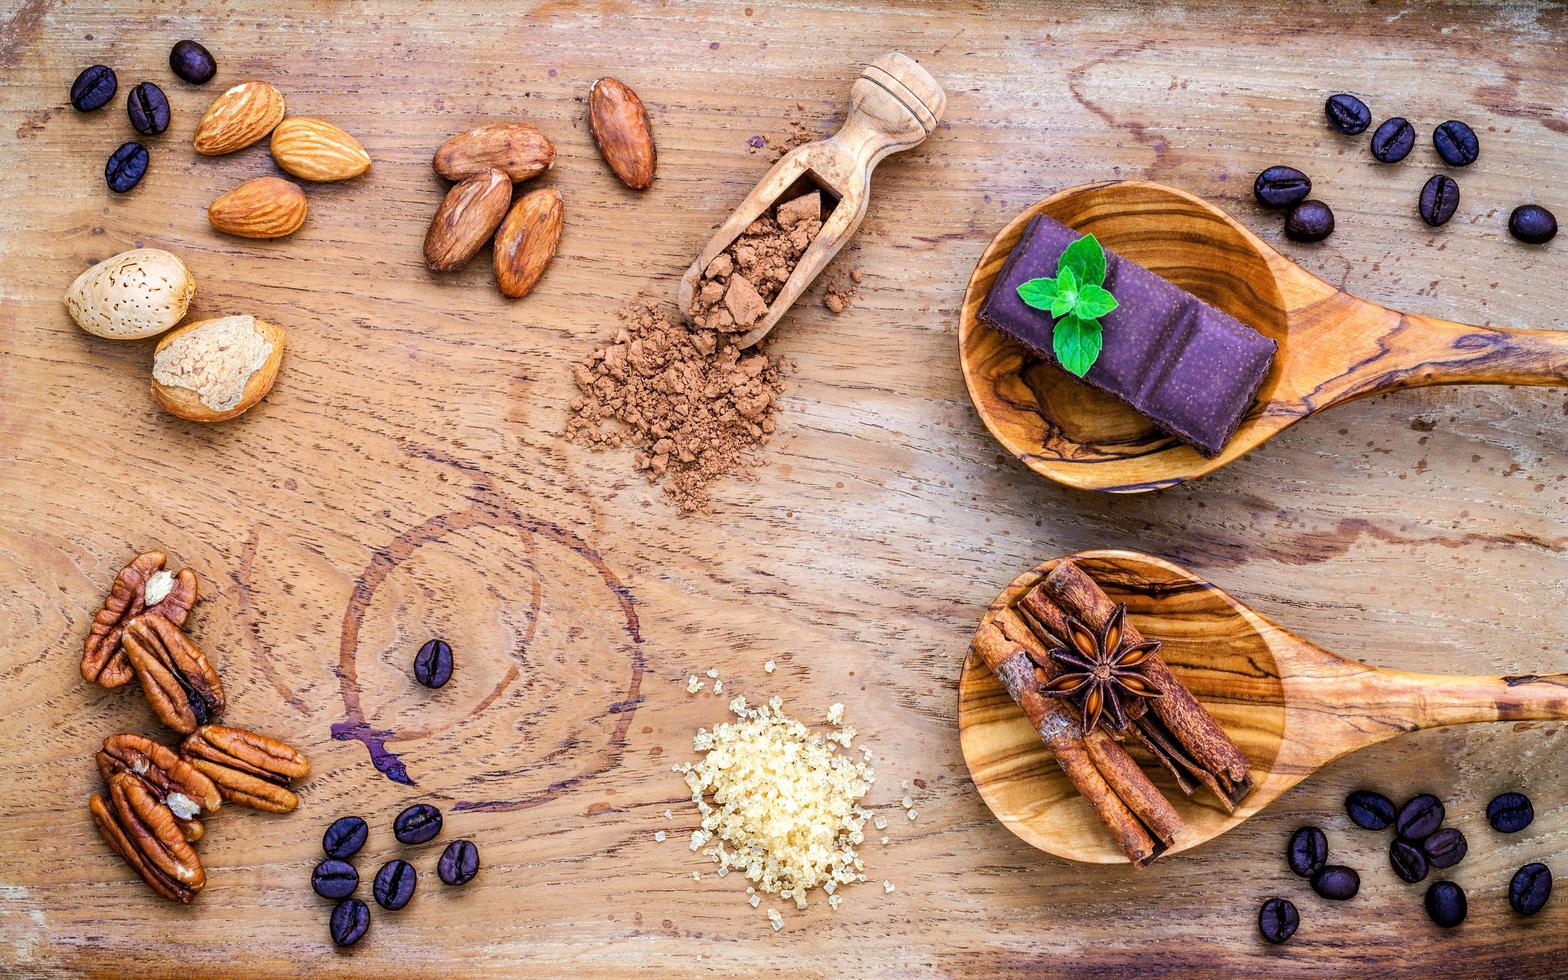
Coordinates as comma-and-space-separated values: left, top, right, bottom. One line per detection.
687, 192, 822, 334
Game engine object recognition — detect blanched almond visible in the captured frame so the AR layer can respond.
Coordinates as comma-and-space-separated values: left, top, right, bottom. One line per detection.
494, 188, 563, 299
433, 122, 554, 183
209, 177, 308, 239
423, 168, 510, 272
270, 117, 371, 181
193, 81, 285, 156
151, 315, 285, 423
588, 77, 655, 190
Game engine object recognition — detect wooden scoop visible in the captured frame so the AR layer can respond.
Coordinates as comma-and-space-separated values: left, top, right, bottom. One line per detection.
678, 52, 945, 349
959, 550, 1568, 864
958, 181, 1568, 493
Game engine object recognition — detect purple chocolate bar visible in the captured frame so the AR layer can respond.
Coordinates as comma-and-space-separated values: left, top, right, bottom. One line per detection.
979, 215, 1277, 457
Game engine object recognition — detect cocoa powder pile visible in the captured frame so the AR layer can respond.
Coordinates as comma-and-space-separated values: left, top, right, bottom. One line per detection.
687, 192, 822, 334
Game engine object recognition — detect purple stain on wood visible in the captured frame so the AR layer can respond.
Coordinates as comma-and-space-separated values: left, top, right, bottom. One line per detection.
709, 41, 720, 49
330, 721, 415, 785
548, 68, 557, 77
746, 134, 766, 149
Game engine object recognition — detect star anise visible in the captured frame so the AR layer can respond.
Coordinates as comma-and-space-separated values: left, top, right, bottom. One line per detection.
1029, 604, 1162, 734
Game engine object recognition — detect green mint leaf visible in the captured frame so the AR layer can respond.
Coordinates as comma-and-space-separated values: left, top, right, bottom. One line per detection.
1050, 294, 1075, 318
1053, 313, 1103, 378
1057, 234, 1107, 288
1074, 283, 1119, 320
1015, 277, 1060, 311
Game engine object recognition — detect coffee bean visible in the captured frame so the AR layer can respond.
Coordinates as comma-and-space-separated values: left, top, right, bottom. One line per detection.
1422, 827, 1467, 869
1370, 117, 1416, 163
70, 65, 117, 112
1509, 206, 1557, 246
1286, 826, 1328, 878
373, 859, 417, 911
1285, 200, 1335, 242
1325, 93, 1371, 135
438, 839, 480, 886
1487, 792, 1535, 832
323, 815, 369, 859
1424, 880, 1467, 928
1432, 120, 1479, 167
413, 639, 453, 688
312, 859, 360, 900
1257, 897, 1299, 944
1254, 166, 1312, 209
1311, 865, 1360, 901
1510, 863, 1552, 916
105, 142, 149, 194
169, 40, 217, 85
1395, 793, 1444, 841
1419, 175, 1460, 227
126, 82, 170, 136
393, 802, 443, 844
330, 898, 370, 947
1345, 790, 1395, 830
1389, 839, 1429, 884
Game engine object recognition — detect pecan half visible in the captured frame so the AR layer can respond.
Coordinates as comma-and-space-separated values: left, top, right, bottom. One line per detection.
122, 612, 224, 735
90, 773, 206, 903
181, 724, 309, 813
82, 551, 199, 688
98, 732, 221, 841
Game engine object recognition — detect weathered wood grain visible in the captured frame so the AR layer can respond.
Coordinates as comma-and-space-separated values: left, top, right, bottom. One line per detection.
1, 0, 1565, 975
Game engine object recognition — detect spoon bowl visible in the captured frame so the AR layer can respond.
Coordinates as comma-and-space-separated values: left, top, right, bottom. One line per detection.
958, 550, 1568, 863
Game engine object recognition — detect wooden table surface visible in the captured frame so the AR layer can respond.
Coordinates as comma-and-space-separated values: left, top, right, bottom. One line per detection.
2, 1, 1565, 975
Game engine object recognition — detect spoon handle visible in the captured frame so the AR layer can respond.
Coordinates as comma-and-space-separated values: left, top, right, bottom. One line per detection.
1360, 668, 1568, 729
1341, 311, 1568, 398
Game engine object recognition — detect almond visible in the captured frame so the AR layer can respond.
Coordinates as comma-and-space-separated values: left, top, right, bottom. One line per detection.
193, 81, 285, 156
65, 249, 195, 340
493, 188, 563, 299
208, 177, 308, 239
269, 117, 371, 181
433, 122, 554, 183
588, 77, 656, 190
151, 315, 285, 423
423, 168, 511, 272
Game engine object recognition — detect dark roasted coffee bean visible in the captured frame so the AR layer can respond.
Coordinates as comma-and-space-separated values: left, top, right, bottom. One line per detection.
169, 40, 217, 85
1487, 792, 1534, 832
393, 802, 443, 844
1286, 826, 1328, 878
413, 639, 453, 688
373, 859, 417, 910
1370, 117, 1415, 163
1396, 794, 1444, 841
1325, 93, 1371, 135
1509, 206, 1557, 246
1419, 175, 1460, 227
1510, 863, 1552, 916
105, 142, 149, 194
438, 839, 480, 886
1422, 827, 1467, 869
1432, 120, 1479, 167
126, 82, 170, 136
312, 858, 360, 900
1254, 166, 1312, 209
1311, 865, 1360, 901
1257, 897, 1299, 944
323, 815, 369, 859
1285, 200, 1335, 242
1425, 880, 1467, 928
330, 898, 370, 947
1346, 790, 1395, 830
70, 65, 117, 112
1389, 839, 1429, 884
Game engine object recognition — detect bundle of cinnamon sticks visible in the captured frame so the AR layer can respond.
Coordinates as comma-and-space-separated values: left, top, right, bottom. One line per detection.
971, 560, 1252, 865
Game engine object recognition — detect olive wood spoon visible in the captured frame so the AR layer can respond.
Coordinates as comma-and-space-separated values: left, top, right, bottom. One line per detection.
958, 180, 1568, 493
678, 51, 945, 349
959, 550, 1568, 864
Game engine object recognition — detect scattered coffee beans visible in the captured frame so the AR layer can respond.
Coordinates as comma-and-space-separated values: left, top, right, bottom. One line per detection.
105, 141, 149, 194
323, 815, 369, 859
1424, 880, 1467, 928
1432, 120, 1479, 167
1487, 792, 1534, 832
330, 898, 371, 947
414, 639, 453, 688
1370, 117, 1415, 163
1346, 790, 1395, 830
438, 839, 480, 886
312, 859, 360, 900
1509, 863, 1552, 916
1389, 839, 1430, 884
1508, 206, 1557, 245
1258, 897, 1300, 944
1325, 93, 1371, 135
126, 81, 170, 136
1312, 865, 1360, 901
1395, 794, 1444, 841
1287, 826, 1328, 878
70, 64, 117, 112
393, 803, 443, 844
1285, 200, 1335, 242
373, 859, 417, 911
1422, 828, 1467, 869
1254, 166, 1312, 209
1419, 175, 1460, 227
169, 40, 217, 85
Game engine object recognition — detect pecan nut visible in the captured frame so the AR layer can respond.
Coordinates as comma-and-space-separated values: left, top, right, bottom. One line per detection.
98, 732, 221, 841
82, 551, 199, 688
90, 772, 206, 903
122, 612, 224, 735
181, 724, 309, 813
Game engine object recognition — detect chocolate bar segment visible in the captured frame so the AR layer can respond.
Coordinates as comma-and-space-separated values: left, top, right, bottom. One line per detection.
979, 215, 1277, 456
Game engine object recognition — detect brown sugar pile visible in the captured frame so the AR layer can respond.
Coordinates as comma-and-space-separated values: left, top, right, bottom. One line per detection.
567, 304, 785, 513
687, 192, 822, 335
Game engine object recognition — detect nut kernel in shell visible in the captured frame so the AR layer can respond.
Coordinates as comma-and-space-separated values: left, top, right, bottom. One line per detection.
151, 315, 285, 423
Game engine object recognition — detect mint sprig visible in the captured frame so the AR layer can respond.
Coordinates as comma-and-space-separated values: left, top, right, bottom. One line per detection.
1015, 234, 1118, 377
